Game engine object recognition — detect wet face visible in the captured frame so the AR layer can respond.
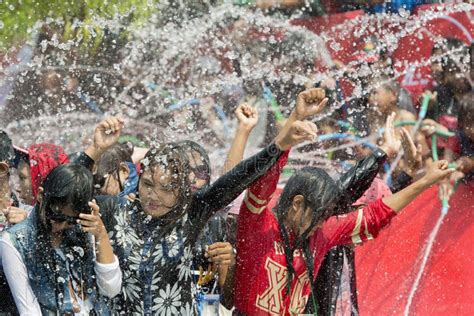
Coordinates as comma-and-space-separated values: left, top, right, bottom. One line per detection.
187, 151, 209, 192
287, 195, 319, 238
138, 166, 179, 218
369, 86, 396, 114
18, 161, 34, 205
96, 163, 129, 196
444, 71, 471, 94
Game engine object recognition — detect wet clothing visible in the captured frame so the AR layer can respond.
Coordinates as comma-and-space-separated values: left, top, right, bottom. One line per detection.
234, 149, 393, 315
0, 209, 121, 315
97, 143, 285, 315
312, 155, 400, 316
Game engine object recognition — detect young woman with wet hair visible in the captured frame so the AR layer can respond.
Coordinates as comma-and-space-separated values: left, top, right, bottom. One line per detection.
233, 113, 454, 315
93, 88, 326, 315
92, 142, 139, 204
0, 164, 122, 315
180, 103, 260, 314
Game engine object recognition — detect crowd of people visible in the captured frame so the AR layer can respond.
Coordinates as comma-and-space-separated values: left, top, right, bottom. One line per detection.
0, 1, 473, 316
0, 44, 472, 314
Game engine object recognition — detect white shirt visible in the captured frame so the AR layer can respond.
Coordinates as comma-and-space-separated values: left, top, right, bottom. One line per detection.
0, 233, 122, 315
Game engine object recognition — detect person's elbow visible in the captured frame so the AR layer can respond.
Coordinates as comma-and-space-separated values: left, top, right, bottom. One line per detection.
97, 269, 122, 298
95, 257, 123, 298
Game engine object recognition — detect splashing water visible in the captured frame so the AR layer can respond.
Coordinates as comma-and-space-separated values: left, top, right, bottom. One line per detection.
0, 2, 472, 174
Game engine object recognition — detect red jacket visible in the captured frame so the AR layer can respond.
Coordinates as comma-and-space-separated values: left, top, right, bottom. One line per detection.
234, 151, 396, 315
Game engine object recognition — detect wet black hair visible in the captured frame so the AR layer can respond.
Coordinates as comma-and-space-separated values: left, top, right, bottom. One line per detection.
177, 140, 211, 186
273, 167, 341, 294
0, 130, 14, 167
39, 164, 94, 227
93, 143, 133, 192
432, 37, 470, 76
139, 142, 192, 223
35, 164, 95, 307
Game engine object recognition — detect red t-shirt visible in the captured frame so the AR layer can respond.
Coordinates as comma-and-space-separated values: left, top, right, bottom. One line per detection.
234, 152, 397, 315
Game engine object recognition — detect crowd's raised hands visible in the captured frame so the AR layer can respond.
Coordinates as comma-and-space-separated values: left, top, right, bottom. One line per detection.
295, 88, 328, 120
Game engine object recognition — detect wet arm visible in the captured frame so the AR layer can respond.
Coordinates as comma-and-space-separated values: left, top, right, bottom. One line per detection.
335, 148, 387, 212
382, 177, 432, 213
193, 143, 285, 217
223, 126, 253, 173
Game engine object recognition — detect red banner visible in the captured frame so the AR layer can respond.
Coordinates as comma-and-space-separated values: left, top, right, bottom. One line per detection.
355, 182, 474, 315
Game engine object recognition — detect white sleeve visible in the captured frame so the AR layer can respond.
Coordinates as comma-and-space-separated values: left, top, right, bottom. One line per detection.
0, 233, 42, 315
94, 255, 122, 298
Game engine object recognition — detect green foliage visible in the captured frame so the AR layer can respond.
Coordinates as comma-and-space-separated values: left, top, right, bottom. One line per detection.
0, 0, 158, 51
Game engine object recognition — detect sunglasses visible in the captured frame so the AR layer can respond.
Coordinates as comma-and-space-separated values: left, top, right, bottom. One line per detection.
47, 211, 79, 225
190, 165, 210, 181
47, 206, 81, 225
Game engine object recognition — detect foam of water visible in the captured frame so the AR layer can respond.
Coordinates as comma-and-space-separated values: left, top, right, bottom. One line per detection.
1, 2, 471, 173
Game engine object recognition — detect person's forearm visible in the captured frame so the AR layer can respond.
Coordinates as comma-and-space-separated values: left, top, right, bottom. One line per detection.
95, 233, 115, 264
382, 177, 431, 213
223, 127, 252, 173
194, 143, 285, 216
84, 144, 105, 162
217, 263, 229, 289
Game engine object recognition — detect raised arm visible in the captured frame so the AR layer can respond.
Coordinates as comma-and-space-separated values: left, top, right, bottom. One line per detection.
192, 138, 289, 218
335, 113, 400, 210
193, 88, 327, 219
74, 117, 124, 169
223, 103, 259, 173
382, 160, 455, 213
78, 199, 122, 298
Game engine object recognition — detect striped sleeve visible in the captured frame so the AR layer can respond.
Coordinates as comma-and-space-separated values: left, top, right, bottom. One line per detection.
242, 150, 289, 214
321, 198, 397, 247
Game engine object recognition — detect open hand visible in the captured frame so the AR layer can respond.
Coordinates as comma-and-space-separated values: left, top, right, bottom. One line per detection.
235, 103, 258, 131
380, 112, 401, 158
295, 88, 328, 120
275, 120, 318, 151
400, 127, 423, 177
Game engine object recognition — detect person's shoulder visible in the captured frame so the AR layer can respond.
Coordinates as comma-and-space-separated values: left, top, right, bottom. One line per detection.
6, 215, 34, 236
2, 215, 36, 251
